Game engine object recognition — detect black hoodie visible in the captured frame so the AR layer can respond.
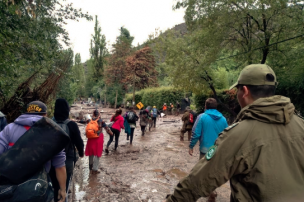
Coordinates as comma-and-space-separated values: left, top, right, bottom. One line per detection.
54, 98, 84, 157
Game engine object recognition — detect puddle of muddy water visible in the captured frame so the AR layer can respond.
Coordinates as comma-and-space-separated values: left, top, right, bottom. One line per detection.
167, 168, 188, 179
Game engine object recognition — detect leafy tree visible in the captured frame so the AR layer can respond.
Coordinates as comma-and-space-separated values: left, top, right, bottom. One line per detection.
174, 0, 304, 65
90, 15, 107, 80
105, 27, 134, 108
125, 47, 158, 103
73, 53, 86, 97
0, 0, 92, 108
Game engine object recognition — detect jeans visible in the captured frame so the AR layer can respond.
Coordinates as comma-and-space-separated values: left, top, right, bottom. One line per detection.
89, 155, 100, 171
130, 128, 135, 144
107, 128, 120, 149
152, 117, 157, 127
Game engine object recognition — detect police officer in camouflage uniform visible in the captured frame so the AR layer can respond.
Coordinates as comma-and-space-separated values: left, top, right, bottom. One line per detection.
165, 64, 304, 202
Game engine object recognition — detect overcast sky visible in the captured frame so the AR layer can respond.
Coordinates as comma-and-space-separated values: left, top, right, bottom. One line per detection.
63, 0, 185, 62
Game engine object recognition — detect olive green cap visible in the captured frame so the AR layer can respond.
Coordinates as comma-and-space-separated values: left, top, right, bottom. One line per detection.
229, 64, 277, 90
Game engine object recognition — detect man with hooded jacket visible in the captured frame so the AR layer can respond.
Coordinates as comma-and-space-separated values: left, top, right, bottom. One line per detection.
165, 64, 304, 202
0, 101, 67, 202
189, 98, 228, 159
50, 98, 84, 202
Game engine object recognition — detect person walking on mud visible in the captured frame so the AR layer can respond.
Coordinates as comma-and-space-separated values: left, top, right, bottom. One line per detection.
85, 110, 112, 174
50, 98, 85, 202
180, 106, 193, 141
164, 64, 304, 202
0, 101, 67, 202
124, 107, 138, 144
105, 109, 125, 153
151, 106, 160, 128
162, 103, 167, 116
139, 109, 149, 136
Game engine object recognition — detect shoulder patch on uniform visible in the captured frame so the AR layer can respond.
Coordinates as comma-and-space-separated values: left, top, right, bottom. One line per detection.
206, 145, 217, 161
224, 122, 239, 131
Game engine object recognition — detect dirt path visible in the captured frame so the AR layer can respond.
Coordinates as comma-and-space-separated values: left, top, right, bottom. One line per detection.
69, 104, 231, 202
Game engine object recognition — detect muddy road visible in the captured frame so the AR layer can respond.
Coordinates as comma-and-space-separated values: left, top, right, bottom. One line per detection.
69, 104, 230, 202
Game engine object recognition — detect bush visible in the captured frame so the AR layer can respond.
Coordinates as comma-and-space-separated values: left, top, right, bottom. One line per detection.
125, 86, 184, 109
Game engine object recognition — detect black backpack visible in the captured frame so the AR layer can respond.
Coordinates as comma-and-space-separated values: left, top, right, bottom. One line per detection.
0, 167, 53, 202
126, 112, 138, 122
53, 119, 78, 162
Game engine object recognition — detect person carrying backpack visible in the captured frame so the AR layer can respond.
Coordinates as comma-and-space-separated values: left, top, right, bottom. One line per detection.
85, 110, 112, 174
0, 101, 67, 202
151, 106, 160, 128
105, 109, 125, 154
180, 106, 196, 141
50, 98, 84, 202
139, 109, 149, 136
124, 107, 138, 144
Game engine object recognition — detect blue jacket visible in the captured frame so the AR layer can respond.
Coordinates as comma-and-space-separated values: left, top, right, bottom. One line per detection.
124, 118, 131, 135
189, 109, 228, 154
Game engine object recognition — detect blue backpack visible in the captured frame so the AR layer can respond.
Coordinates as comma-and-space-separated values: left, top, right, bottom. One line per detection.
152, 108, 158, 117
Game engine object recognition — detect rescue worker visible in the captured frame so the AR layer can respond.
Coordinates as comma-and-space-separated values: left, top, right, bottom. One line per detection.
162, 103, 167, 116
165, 64, 304, 202
180, 106, 193, 141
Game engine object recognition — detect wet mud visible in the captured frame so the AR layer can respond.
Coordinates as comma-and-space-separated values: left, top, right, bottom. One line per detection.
68, 104, 231, 202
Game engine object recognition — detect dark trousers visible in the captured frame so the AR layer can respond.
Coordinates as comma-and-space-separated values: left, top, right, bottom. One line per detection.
107, 128, 120, 149
50, 158, 74, 202
130, 128, 135, 144
152, 117, 157, 127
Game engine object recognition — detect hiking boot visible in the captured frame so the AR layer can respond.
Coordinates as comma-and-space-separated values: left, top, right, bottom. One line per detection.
207, 191, 217, 202
105, 148, 109, 154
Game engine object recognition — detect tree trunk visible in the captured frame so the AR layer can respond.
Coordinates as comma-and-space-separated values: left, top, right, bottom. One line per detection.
132, 79, 136, 106
114, 90, 118, 109
104, 84, 107, 108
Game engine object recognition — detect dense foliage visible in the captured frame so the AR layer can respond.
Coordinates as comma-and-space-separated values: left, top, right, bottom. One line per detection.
0, 0, 92, 118
125, 86, 183, 109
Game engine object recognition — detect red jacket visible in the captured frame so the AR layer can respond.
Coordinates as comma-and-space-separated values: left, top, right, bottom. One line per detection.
110, 115, 125, 131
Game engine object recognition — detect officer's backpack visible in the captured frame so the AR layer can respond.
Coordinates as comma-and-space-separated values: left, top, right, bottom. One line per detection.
189, 111, 197, 124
